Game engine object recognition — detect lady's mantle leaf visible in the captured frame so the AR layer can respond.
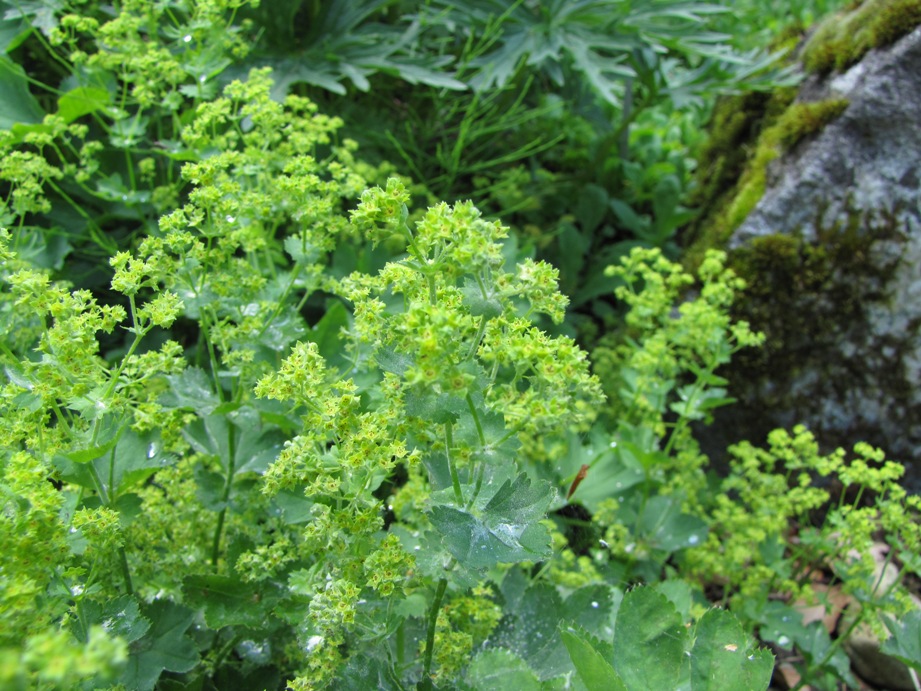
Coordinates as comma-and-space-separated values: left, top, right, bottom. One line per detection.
691, 608, 774, 691
183, 575, 285, 629
465, 649, 542, 690
0, 55, 43, 129
70, 595, 150, 645
613, 587, 690, 690
429, 473, 553, 568
121, 600, 198, 691
882, 609, 921, 671
561, 624, 625, 691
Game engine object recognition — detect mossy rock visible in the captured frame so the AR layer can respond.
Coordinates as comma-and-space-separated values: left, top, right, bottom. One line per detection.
802, 0, 921, 73
682, 5, 921, 476
684, 0, 921, 268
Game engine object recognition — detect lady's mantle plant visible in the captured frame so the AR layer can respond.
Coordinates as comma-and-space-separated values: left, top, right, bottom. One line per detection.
254, 177, 604, 687
0, 56, 608, 686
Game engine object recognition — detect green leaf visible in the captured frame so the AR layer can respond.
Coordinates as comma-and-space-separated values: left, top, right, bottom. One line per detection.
750, 600, 810, 650
430, 473, 554, 568
429, 504, 550, 569
404, 387, 465, 425
462, 278, 503, 318
121, 600, 198, 691
612, 586, 690, 689
564, 585, 618, 639
111, 430, 176, 490
71, 595, 150, 645
561, 625, 625, 691
483, 473, 554, 525
53, 428, 174, 495
882, 609, 921, 671
194, 465, 226, 511
375, 344, 414, 376
575, 183, 609, 234
308, 300, 349, 367
489, 579, 572, 679
165, 367, 221, 415
654, 580, 697, 622
183, 575, 285, 629
271, 488, 314, 524
66, 435, 120, 464
691, 608, 774, 691
0, 9, 31, 53
57, 86, 110, 123
2, 0, 63, 37
466, 649, 542, 691
637, 494, 708, 552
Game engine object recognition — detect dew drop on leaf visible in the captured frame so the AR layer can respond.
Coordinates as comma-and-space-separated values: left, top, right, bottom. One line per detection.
305, 635, 323, 654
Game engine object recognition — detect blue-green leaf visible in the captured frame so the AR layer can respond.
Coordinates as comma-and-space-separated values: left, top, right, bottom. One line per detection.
57, 86, 110, 123
0, 55, 44, 128
429, 473, 553, 568
691, 608, 774, 691
882, 609, 921, 671
466, 649, 542, 691
120, 600, 198, 691
613, 587, 690, 689
71, 595, 150, 645
561, 625, 625, 691
183, 575, 286, 629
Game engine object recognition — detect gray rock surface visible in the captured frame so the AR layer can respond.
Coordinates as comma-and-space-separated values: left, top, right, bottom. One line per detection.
724, 26, 921, 476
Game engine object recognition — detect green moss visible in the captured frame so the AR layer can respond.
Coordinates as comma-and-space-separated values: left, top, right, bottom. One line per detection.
802, 0, 921, 73
727, 205, 904, 388
683, 96, 848, 270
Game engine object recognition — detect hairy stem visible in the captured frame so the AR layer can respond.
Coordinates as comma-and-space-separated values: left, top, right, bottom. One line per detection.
210, 421, 237, 568
445, 422, 463, 506
421, 578, 448, 687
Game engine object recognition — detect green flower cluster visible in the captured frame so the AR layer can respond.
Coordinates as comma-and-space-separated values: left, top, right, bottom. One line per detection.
688, 425, 921, 617
340, 179, 602, 444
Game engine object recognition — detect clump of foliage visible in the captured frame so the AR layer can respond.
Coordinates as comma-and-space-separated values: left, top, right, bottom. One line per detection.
1, 1, 919, 690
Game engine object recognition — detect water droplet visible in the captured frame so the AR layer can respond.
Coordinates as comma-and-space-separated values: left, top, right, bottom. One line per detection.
183, 35, 192, 43
305, 635, 323, 654
147, 443, 158, 459
777, 635, 791, 647
687, 534, 700, 546
199, 75, 207, 83
225, 215, 235, 223
599, 539, 609, 548
591, 601, 599, 608
609, 441, 618, 449
413, 546, 420, 551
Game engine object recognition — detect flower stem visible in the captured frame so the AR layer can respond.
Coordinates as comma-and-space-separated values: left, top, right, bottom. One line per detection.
445, 422, 463, 506
421, 578, 448, 687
